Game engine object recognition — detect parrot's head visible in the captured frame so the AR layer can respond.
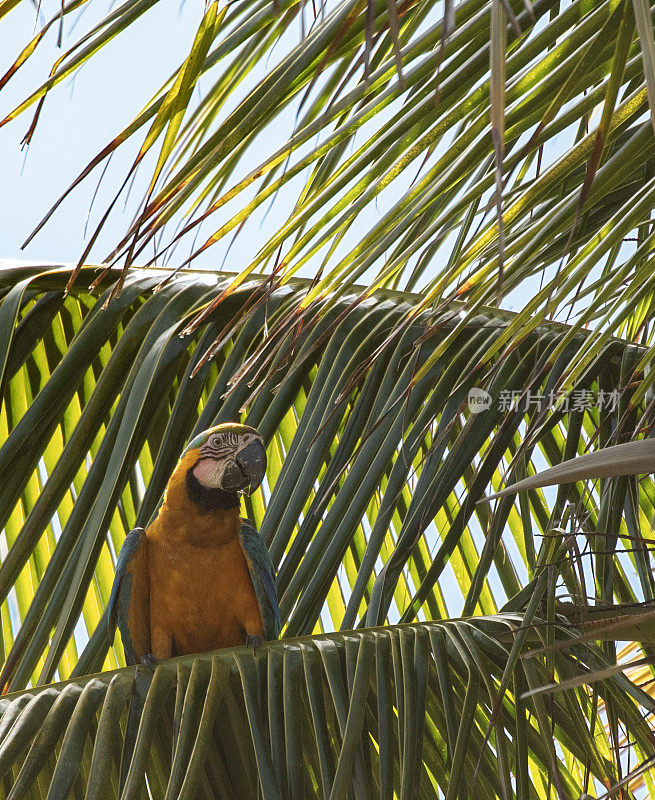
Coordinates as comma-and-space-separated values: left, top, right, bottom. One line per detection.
183, 423, 267, 497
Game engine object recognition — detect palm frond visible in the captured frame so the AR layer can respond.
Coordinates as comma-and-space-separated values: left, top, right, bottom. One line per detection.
0, 263, 652, 796
2, 616, 655, 800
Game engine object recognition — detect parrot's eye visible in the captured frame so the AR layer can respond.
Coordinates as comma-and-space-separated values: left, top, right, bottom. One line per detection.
200, 433, 230, 459
201, 431, 243, 459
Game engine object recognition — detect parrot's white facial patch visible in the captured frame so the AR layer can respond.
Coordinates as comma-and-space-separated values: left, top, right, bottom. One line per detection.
192, 458, 229, 489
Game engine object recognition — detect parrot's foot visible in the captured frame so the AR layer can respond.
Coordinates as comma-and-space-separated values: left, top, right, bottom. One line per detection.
241, 630, 265, 653
140, 653, 159, 671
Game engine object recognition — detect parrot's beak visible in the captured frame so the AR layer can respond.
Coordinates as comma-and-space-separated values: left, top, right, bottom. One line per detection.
235, 439, 267, 494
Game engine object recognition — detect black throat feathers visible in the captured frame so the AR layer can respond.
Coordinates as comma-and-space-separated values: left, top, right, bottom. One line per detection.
186, 468, 240, 512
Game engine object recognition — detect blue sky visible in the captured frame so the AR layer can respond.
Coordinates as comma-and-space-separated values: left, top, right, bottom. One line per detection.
1, 0, 237, 266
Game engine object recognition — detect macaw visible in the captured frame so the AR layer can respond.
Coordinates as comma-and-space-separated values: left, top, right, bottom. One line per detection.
108, 423, 280, 664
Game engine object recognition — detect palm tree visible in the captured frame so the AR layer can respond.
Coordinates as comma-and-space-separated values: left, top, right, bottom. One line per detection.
1, 0, 655, 794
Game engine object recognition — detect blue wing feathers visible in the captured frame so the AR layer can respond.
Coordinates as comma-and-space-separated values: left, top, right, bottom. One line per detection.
108, 527, 146, 664
238, 520, 281, 640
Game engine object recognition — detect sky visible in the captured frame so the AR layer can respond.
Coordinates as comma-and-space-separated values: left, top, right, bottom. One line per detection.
0, 0, 256, 268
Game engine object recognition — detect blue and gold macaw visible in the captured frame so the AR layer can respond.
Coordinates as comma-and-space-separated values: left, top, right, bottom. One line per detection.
108, 423, 280, 664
